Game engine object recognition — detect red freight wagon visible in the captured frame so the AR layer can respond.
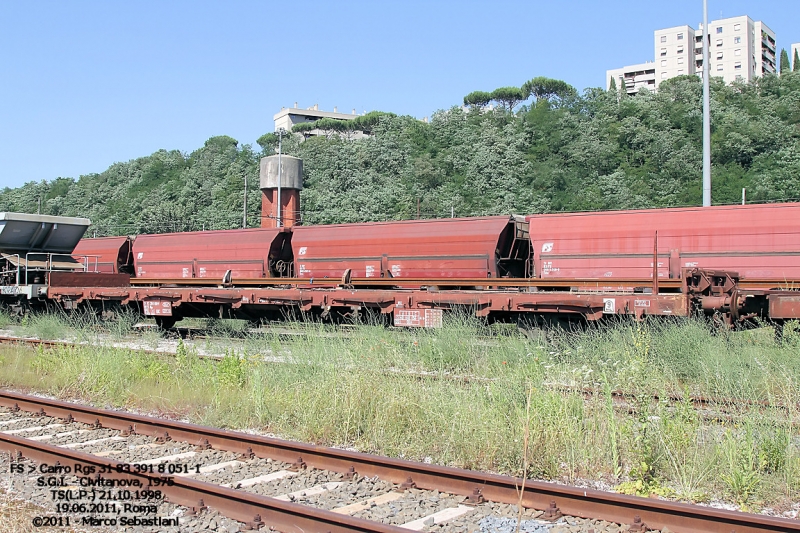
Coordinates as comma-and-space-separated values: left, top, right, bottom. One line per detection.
132, 228, 291, 280
72, 236, 132, 274
290, 216, 530, 280
527, 203, 800, 282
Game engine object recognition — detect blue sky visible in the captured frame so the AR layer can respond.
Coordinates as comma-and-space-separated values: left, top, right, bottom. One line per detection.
1, 0, 798, 189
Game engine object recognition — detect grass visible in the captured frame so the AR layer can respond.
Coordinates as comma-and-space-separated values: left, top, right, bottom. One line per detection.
0, 311, 798, 512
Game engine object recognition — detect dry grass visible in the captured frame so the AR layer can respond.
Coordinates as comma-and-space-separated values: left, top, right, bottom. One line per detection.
0, 313, 798, 512
0, 488, 95, 533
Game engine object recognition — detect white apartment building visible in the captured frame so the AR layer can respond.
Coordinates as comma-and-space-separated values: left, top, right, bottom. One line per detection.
606, 62, 656, 94
654, 25, 695, 85
608, 15, 777, 94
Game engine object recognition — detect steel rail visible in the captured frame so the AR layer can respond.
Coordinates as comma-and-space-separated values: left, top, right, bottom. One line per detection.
0, 433, 406, 533
1, 390, 797, 533
126, 276, 799, 290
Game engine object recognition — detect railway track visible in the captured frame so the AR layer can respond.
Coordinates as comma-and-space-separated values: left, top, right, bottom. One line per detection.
0, 391, 798, 533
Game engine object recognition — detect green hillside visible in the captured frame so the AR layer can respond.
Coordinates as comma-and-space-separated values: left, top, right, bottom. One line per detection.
2, 74, 799, 235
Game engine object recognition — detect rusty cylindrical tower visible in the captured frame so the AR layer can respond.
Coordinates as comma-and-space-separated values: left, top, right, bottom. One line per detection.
259, 155, 303, 228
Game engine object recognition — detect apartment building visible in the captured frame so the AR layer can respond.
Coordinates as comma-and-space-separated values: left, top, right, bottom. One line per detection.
608, 15, 777, 94
654, 25, 695, 84
606, 62, 656, 94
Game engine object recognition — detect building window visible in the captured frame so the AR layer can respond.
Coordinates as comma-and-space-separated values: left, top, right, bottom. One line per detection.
660, 47, 667, 56
678, 57, 684, 64
661, 59, 667, 67
735, 62, 742, 70
677, 46, 684, 54
661, 72, 667, 79
717, 52, 723, 60
734, 23, 741, 31
716, 39, 723, 47
661, 35, 667, 43
734, 36, 741, 44
678, 69, 684, 74
677, 33, 684, 40
717, 64, 724, 71
716, 27, 723, 34
735, 49, 741, 56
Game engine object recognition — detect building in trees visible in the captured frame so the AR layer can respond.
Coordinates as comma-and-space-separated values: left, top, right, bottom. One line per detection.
606, 62, 656, 95
607, 15, 777, 94
274, 103, 367, 137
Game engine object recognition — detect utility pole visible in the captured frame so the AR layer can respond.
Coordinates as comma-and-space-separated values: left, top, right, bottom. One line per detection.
702, 0, 711, 206
242, 172, 247, 228
277, 128, 285, 227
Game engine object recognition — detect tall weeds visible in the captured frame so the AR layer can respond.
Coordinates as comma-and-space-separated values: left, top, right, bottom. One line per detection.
0, 314, 797, 509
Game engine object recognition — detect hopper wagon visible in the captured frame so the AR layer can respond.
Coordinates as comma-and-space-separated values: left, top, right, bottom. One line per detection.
289, 216, 530, 283
130, 227, 292, 280
527, 203, 800, 285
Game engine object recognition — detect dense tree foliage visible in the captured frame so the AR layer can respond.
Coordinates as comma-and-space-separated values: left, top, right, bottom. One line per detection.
463, 91, 493, 108
2, 73, 799, 234
781, 49, 791, 74
522, 76, 577, 103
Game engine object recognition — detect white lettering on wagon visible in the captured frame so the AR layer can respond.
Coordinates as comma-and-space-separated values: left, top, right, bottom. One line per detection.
634, 299, 651, 308
540, 261, 560, 275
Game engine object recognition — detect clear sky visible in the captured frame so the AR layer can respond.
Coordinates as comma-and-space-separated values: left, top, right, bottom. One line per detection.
1, 0, 798, 189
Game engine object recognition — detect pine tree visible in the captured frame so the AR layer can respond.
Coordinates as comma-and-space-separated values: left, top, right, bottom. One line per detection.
609, 76, 617, 92
780, 48, 790, 74
794, 49, 800, 72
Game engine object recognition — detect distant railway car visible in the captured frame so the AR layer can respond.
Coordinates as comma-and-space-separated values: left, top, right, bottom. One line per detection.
132, 228, 292, 280
527, 203, 800, 282
72, 236, 132, 274
290, 216, 530, 281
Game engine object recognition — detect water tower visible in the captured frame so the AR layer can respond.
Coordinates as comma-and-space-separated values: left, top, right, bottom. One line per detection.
259, 155, 303, 228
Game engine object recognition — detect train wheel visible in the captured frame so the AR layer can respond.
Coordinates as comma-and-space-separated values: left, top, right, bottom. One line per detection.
154, 316, 177, 330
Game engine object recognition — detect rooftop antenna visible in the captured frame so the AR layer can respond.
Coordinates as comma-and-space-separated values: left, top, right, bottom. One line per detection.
702, 0, 711, 207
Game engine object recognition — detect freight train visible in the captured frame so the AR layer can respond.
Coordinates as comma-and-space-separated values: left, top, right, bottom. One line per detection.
1, 203, 800, 330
